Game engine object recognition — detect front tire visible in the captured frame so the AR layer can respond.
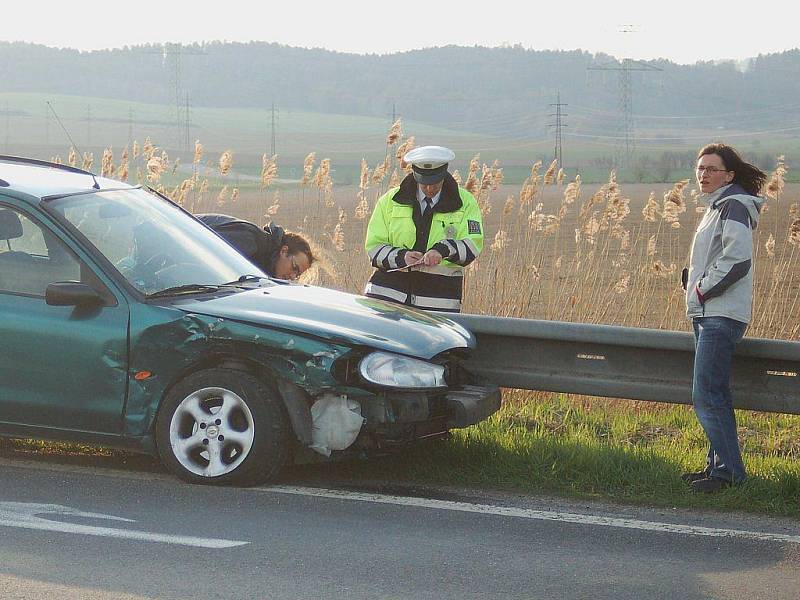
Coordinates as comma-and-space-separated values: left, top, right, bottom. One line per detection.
155, 368, 289, 486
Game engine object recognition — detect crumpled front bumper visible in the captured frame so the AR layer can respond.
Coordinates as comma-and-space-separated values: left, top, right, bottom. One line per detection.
283, 377, 504, 461
349, 382, 502, 451
444, 383, 502, 429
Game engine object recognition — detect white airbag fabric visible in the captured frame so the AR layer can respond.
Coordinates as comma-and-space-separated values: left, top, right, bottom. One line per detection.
310, 394, 364, 457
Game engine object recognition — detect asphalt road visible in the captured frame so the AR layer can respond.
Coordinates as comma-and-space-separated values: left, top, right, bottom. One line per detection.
0, 457, 798, 600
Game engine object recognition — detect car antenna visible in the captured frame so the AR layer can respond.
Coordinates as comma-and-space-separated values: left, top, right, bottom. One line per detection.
46, 101, 100, 189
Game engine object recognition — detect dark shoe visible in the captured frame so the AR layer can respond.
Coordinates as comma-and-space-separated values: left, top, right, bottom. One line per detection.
681, 470, 709, 484
690, 477, 732, 493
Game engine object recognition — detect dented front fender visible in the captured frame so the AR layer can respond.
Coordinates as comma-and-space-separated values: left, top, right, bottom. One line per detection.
124, 303, 354, 437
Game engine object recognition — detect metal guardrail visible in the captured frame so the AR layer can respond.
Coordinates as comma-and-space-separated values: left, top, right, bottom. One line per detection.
449, 314, 800, 415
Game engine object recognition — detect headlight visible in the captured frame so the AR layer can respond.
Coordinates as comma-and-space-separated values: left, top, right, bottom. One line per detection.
358, 351, 446, 389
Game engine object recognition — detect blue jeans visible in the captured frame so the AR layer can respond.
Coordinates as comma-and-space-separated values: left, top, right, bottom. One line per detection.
692, 316, 748, 482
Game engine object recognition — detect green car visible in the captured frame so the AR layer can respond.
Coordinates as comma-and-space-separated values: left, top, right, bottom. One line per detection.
0, 156, 500, 485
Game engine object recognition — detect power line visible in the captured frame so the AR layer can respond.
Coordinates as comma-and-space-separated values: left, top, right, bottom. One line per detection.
385, 100, 401, 159
587, 57, 662, 167
44, 103, 50, 146
269, 101, 278, 157
548, 92, 568, 168
425, 111, 546, 129
141, 43, 206, 151
4, 100, 9, 151
563, 122, 800, 141
128, 107, 134, 147
569, 101, 800, 121
185, 93, 191, 151
86, 104, 92, 148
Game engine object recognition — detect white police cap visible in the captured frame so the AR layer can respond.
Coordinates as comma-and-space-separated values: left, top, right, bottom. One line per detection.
404, 146, 455, 184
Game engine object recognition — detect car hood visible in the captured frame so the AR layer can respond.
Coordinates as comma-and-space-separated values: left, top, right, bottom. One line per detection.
173, 283, 473, 359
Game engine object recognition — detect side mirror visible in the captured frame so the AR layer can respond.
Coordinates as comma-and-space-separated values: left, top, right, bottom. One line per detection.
45, 282, 105, 307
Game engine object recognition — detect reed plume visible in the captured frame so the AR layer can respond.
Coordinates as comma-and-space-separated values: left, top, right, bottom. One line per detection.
101, 148, 114, 178
194, 140, 203, 164
266, 191, 280, 215
146, 156, 164, 183
301, 152, 316, 186
261, 154, 278, 188
219, 150, 233, 176
765, 155, 786, 200
386, 120, 402, 146
789, 219, 800, 247
143, 137, 155, 161
765, 233, 776, 258
396, 136, 415, 161
543, 159, 558, 185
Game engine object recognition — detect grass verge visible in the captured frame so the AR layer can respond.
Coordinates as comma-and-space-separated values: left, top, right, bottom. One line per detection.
2, 392, 799, 518
308, 391, 800, 518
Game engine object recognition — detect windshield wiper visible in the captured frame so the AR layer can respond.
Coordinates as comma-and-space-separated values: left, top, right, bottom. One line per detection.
227, 274, 265, 285
149, 276, 266, 299
147, 284, 227, 299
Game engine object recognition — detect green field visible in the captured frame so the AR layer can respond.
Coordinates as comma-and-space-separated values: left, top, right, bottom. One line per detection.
3, 92, 799, 184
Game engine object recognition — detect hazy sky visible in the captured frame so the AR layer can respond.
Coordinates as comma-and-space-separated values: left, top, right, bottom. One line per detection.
2, 0, 796, 65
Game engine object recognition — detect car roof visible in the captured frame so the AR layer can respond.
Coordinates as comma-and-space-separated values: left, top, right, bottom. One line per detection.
0, 156, 133, 202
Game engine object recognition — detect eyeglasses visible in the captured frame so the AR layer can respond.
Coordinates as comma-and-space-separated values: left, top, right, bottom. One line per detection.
696, 166, 729, 174
289, 256, 301, 279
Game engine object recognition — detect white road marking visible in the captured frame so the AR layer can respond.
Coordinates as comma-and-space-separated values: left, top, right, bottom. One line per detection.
0, 502, 248, 548
263, 486, 800, 545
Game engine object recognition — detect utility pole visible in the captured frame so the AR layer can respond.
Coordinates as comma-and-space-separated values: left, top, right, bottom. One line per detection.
142, 43, 206, 150
128, 107, 134, 147
86, 105, 92, 148
166, 43, 182, 150
5, 101, 9, 151
269, 101, 278, 157
45, 103, 50, 146
385, 100, 401, 158
548, 92, 568, 169
587, 58, 661, 169
185, 92, 191, 151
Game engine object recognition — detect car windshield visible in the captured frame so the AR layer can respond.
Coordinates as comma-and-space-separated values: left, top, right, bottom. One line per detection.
46, 187, 266, 295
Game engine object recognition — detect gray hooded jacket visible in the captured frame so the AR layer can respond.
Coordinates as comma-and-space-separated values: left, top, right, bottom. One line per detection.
686, 183, 764, 324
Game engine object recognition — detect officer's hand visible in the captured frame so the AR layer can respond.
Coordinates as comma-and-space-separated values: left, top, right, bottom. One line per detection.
404, 251, 424, 268
423, 249, 443, 267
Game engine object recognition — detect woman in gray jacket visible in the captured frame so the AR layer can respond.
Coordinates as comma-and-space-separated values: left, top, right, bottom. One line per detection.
683, 143, 765, 493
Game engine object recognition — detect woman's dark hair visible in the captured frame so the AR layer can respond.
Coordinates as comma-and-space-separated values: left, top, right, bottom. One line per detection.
283, 232, 315, 266
697, 143, 766, 196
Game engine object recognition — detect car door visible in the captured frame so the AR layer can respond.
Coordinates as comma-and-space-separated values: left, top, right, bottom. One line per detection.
0, 201, 130, 434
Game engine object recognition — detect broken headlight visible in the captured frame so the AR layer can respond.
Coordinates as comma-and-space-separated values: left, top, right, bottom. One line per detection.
358, 351, 447, 390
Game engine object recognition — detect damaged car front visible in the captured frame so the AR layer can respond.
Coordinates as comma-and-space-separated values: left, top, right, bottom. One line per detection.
171, 284, 501, 459
26, 172, 500, 486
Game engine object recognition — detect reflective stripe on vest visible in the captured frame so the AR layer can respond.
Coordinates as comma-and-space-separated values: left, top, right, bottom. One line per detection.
410, 294, 461, 311
364, 282, 407, 303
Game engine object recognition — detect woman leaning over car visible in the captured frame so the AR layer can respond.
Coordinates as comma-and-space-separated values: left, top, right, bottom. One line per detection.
683, 143, 766, 493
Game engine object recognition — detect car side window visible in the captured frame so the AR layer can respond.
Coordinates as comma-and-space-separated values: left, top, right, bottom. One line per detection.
0, 206, 81, 296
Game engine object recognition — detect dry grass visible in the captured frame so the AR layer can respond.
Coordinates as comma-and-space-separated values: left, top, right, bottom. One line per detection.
86, 124, 800, 340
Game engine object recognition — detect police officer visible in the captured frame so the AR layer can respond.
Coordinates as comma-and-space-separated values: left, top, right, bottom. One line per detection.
364, 146, 484, 312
